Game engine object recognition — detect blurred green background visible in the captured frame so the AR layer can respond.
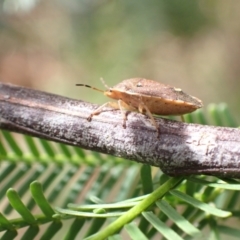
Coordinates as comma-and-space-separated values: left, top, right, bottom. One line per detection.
0, 0, 239, 121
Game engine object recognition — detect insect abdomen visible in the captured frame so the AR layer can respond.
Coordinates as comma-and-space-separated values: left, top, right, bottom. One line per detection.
119, 93, 201, 115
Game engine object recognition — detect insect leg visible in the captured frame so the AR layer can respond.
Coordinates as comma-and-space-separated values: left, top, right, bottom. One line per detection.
138, 102, 160, 137
117, 99, 129, 128
180, 115, 185, 122
87, 102, 113, 121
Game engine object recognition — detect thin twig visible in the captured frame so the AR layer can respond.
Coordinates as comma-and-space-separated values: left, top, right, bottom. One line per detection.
1, 83, 240, 178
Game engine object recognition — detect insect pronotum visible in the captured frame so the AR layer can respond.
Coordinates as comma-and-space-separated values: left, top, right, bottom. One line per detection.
76, 78, 203, 136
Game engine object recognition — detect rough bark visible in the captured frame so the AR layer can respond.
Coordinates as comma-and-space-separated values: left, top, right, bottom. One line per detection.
1, 82, 240, 178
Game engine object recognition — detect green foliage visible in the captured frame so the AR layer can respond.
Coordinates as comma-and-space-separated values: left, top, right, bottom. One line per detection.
0, 103, 240, 240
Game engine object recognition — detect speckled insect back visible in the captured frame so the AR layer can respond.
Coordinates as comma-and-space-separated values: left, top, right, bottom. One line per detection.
105, 78, 203, 115
76, 78, 203, 137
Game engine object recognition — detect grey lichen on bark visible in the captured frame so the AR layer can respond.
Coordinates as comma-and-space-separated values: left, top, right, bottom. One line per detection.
1, 82, 240, 178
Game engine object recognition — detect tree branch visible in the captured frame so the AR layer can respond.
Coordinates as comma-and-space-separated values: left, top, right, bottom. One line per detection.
1, 82, 240, 178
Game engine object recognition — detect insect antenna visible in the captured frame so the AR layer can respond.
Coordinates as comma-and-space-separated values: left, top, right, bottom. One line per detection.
100, 77, 110, 89
75, 84, 104, 93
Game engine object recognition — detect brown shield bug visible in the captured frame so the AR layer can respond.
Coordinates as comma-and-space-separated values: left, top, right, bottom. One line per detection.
76, 78, 203, 136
